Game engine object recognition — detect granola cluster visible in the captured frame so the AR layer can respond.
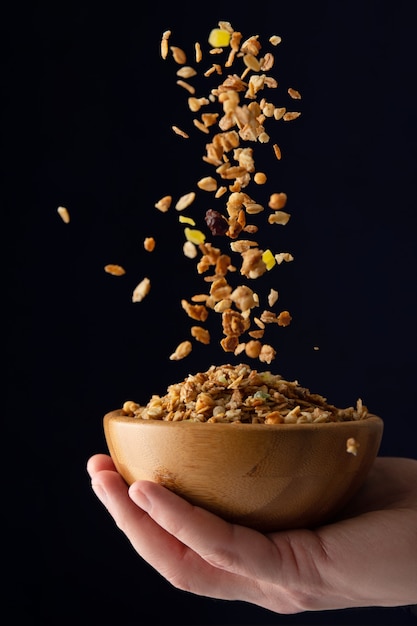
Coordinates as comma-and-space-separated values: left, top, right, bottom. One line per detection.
122, 364, 369, 425
155, 22, 302, 364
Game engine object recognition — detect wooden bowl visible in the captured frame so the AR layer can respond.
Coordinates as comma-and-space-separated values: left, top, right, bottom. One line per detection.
103, 410, 383, 532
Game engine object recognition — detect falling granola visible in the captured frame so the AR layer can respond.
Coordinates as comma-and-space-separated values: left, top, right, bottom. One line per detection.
153, 21, 304, 363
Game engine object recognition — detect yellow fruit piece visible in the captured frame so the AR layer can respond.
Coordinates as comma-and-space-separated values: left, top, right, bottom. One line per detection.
184, 227, 206, 245
262, 249, 276, 270
179, 215, 196, 225
208, 28, 231, 48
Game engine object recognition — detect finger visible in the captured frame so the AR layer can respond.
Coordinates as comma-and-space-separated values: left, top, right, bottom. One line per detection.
129, 479, 287, 583
93, 472, 253, 602
86, 453, 116, 477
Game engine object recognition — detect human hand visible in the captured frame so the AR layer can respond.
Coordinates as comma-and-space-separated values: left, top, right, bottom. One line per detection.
87, 454, 417, 614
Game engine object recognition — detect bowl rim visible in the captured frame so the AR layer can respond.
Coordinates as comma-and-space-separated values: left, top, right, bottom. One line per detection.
104, 409, 384, 432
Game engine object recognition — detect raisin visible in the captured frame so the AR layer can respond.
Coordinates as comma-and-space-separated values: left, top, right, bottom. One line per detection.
205, 209, 228, 236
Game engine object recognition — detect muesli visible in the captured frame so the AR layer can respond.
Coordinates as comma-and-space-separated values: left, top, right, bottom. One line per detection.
121, 363, 368, 426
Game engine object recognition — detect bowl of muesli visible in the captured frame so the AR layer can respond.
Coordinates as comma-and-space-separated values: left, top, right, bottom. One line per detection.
103, 363, 383, 532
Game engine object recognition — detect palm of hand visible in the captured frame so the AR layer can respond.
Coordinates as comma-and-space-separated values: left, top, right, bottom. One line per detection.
87, 455, 417, 614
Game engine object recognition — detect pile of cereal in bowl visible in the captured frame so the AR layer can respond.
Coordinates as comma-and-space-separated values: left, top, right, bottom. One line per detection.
121, 363, 369, 429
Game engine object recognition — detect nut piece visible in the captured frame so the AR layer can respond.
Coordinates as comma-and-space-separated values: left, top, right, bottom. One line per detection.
169, 340, 192, 361
132, 277, 151, 302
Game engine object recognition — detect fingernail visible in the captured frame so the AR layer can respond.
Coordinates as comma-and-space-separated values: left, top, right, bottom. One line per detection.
129, 483, 150, 511
91, 482, 107, 505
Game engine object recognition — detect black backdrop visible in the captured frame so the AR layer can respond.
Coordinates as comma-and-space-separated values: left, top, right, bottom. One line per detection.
5, 2, 417, 625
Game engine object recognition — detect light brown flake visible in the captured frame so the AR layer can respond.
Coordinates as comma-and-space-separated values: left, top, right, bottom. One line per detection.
181, 299, 209, 322
169, 340, 192, 360
104, 264, 126, 276
277, 310, 292, 327
175, 192, 196, 211
268, 211, 291, 225
132, 277, 151, 302
268, 192, 287, 209
346, 437, 360, 456
288, 87, 302, 99
194, 41, 202, 62
191, 326, 211, 344
176, 66, 197, 79
172, 125, 189, 138
268, 288, 279, 307
176, 80, 196, 94
283, 111, 301, 121
160, 30, 171, 60
275, 252, 294, 264
273, 143, 282, 160
170, 46, 187, 64
57, 205, 70, 223
154, 195, 172, 212
269, 35, 282, 46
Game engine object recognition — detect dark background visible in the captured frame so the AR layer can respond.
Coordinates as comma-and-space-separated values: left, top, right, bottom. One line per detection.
4, 2, 416, 625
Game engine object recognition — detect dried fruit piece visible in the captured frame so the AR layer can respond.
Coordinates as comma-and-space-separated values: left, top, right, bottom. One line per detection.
205, 209, 228, 235
208, 28, 231, 48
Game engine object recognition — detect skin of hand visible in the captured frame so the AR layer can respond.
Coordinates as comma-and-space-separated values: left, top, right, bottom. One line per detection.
87, 455, 417, 614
